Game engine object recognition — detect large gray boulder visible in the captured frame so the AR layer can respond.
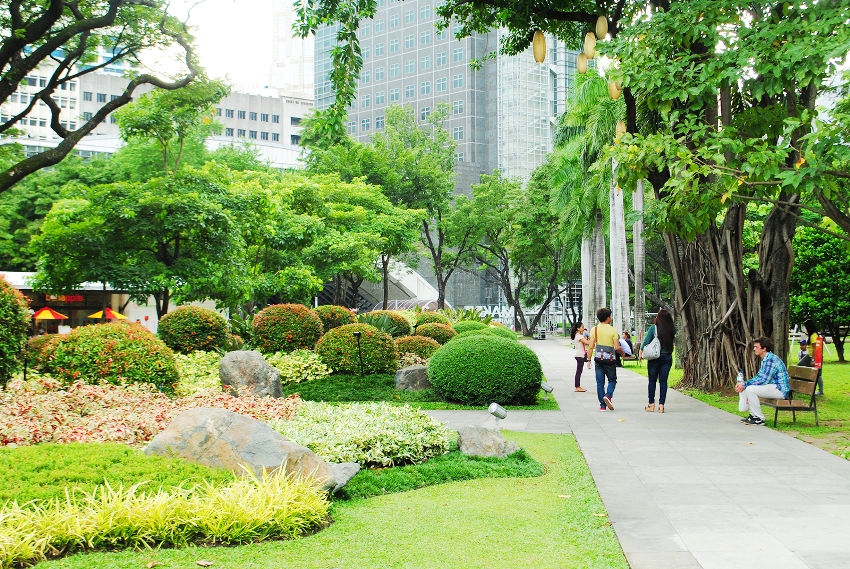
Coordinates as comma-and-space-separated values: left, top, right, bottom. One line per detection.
457, 425, 520, 458
219, 350, 282, 398
395, 365, 431, 391
145, 408, 358, 492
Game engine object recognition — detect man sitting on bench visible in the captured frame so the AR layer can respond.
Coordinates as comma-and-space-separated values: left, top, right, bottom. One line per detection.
736, 336, 790, 425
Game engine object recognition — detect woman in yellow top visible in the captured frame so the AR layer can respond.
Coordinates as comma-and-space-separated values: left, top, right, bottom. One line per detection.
804, 319, 824, 395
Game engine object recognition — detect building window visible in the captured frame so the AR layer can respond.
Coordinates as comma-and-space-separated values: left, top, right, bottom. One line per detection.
272, 133, 280, 141
389, 88, 399, 102
420, 81, 431, 95
375, 67, 385, 80
272, 114, 280, 123
83, 91, 92, 101
405, 59, 414, 73
376, 115, 385, 129
96, 93, 106, 102
455, 152, 464, 162
420, 56, 431, 70
362, 23, 371, 36
362, 94, 371, 107
453, 74, 463, 88
437, 52, 447, 66
347, 121, 356, 134
83, 111, 93, 121
249, 111, 258, 120
363, 46, 370, 59
390, 63, 400, 77
110, 94, 118, 101
238, 129, 246, 137
375, 42, 385, 56
405, 35, 414, 48
390, 14, 399, 27
436, 27, 447, 41
453, 47, 463, 62
375, 18, 385, 32
436, 77, 447, 91
249, 130, 257, 139
420, 31, 431, 44
291, 134, 301, 145
110, 115, 118, 123
453, 21, 462, 35
226, 109, 234, 118
453, 99, 464, 114
261, 131, 269, 140
215, 108, 222, 116
405, 85, 414, 98
361, 69, 371, 83
261, 113, 269, 122
420, 106, 431, 120
291, 116, 301, 125
405, 9, 415, 23
453, 126, 464, 140
225, 127, 234, 136
390, 38, 399, 52
375, 91, 385, 104
420, 5, 431, 19
361, 118, 371, 132
238, 110, 246, 119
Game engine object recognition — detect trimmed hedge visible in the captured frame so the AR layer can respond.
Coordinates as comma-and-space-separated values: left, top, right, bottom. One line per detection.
452, 321, 489, 334
47, 322, 179, 392
415, 323, 457, 345
415, 311, 451, 327
315, 323, 398, 375
26, 334, 59, 371
395, 335, 441, 360
428, 335, 542, 405
157, 306, 228, 354
253, 304, 324, 354
315, 305, 357, 332
483, 326, 518, 340
0, 276, 30, 385
362, 310, 413, 338
449, 327, 518, 343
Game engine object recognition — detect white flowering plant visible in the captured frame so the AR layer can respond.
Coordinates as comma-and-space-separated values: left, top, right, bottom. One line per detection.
269, 402, 452, 467
265, 349, 331, 385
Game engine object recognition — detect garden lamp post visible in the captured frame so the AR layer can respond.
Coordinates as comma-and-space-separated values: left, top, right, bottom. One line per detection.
488, 403, 507, 431
352, 331, 364, 377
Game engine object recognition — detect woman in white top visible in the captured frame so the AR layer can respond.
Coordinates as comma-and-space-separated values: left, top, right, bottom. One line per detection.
570, 322, 591, 392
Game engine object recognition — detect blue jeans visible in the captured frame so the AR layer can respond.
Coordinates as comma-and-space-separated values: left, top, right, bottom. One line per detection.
595, 362, 617, 407
647, 354, 673, 405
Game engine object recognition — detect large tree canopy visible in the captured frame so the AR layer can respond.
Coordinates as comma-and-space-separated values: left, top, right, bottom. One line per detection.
0, 0, 201, 193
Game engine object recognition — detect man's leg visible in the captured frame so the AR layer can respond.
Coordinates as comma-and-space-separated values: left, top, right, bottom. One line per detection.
604, 364, 618, 400
595, 363, 606, 408
743, 384, 785, 421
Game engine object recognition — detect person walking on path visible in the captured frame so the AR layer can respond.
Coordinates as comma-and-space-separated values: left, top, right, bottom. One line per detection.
571, 322, 590, 392
640, 309, 676, 413
589, 307, 624, 411
736, 336, 790, 425
804, 319, 824, 395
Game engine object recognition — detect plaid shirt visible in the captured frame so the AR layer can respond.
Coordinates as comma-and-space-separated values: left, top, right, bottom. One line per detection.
745, 351, 790, 397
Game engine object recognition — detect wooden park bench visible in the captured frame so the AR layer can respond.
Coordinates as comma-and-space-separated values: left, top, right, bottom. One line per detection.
759, 365, 819, 428
620, 354, 640, 366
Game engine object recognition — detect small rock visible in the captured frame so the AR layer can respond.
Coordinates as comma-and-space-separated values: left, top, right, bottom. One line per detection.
219, 350, 281, 398
326, 462, 361, 493
457, 425, 520, 458
395, 365, 431, 391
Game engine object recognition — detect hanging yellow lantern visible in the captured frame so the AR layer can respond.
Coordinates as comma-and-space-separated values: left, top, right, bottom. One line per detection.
608, 81, 621, 100
584, 32, 596, 59
596, 16, 608, 39
615, 121, 627, 138
577, 52, 588, 74
533, 31, 546, 63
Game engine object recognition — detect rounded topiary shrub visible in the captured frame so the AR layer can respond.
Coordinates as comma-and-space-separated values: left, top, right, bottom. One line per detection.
483, 326, 518, 340
157, 306, 228, 354
363, 310, 413, 338
415, 311, 451, 327
415, 323, 457, 345
48, 322, 178, 392
315, 305, 357, 332
452, 321, 488, 334
428, 335, 542, 405
395, 335, 441, 360
315, 323, 398, 375
253, 303, 324, 354
0, 276, 30, 384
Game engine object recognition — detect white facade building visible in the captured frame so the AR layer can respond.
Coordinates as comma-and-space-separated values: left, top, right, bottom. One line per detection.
270, 0, 315, 98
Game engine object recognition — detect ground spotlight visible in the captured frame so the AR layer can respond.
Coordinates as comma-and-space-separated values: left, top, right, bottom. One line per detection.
488, 402, 507, 430
541, 381, 554, 393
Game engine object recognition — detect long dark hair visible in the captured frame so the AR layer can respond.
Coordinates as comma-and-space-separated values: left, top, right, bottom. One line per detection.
655, 309, 675, 351
804, 319, 818, 336
570, 322, 584, 338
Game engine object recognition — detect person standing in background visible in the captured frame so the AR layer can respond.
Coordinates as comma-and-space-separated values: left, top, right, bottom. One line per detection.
571, 322, 590, 392
804, 319, 824, 396
641, 309, 676, 413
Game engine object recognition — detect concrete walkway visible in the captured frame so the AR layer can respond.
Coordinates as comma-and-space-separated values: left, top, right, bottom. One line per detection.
426, 338, 850, 569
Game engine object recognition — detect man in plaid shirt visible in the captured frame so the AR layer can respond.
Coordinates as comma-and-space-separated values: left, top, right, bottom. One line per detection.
736, 336, 790, 425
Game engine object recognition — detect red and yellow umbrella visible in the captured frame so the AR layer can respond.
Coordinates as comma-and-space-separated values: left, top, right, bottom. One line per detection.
87, 308, 128, 320
32, 307, 69, 320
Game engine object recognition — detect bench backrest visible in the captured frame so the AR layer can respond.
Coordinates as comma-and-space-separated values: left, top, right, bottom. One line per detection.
788, 365, 818, 397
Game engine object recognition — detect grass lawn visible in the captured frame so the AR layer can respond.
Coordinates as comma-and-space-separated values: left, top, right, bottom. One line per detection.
284, 373, 559, 410
630, 347, 850, 460
34, 432, 627, 569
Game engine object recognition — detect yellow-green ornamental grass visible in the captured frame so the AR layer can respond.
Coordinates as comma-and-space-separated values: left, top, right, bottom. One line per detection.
0, 470, 329, 568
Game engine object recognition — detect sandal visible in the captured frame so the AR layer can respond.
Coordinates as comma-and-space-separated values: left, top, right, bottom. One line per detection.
645, 404, 655, 412
575, 387, 587, 392
658, 404, 665, 413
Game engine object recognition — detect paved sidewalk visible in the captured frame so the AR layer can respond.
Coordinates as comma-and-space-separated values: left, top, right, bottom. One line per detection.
427, 337, 850, 569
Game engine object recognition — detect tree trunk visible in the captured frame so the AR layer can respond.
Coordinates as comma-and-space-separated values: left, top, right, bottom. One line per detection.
633, 179, 646, 341
155, 288, 171, 319
609, 162, 630, 333
581, 235, 594, 327
381, 254, 391, 309
592, 211, 607, 319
